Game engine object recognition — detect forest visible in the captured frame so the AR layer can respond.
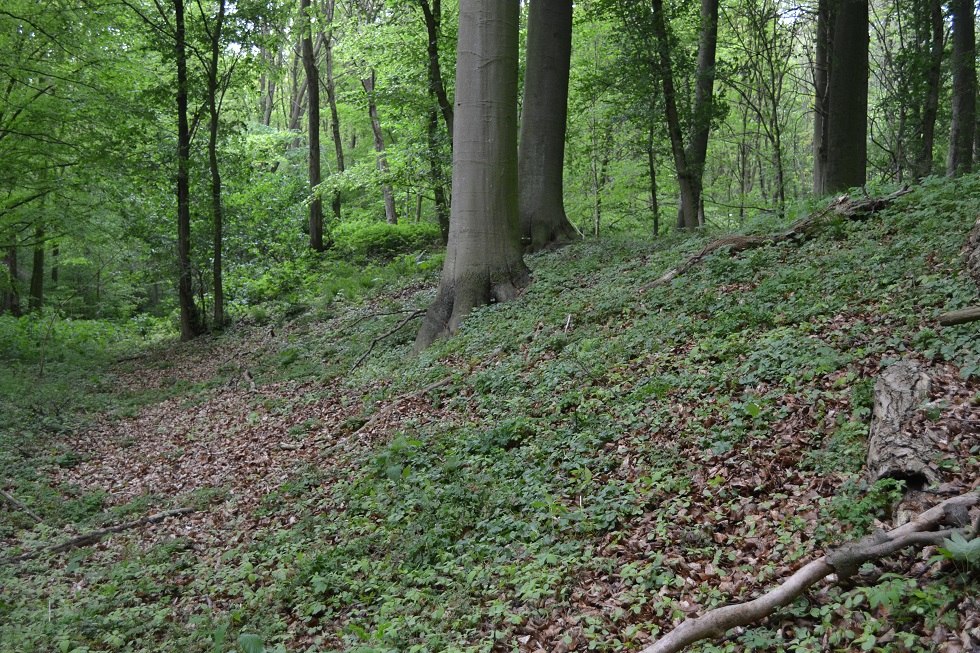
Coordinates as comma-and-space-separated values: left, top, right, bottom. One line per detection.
1, 0, 980, 651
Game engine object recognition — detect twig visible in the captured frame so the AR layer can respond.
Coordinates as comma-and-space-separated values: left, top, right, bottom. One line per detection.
0, 488, 42, 524
642, 492, 978, 653
2, 507, 194, 565
342, 308, 424, 334
350, 309, 425, 372
349, 376, 452, 439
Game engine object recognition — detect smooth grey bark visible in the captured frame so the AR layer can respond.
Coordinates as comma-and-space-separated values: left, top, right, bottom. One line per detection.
300, 0, 325, 250
518, 0, 577, 252
176, 0, 203, 340
415, 0, 529, 349
947, 0, 976, 176
650, 0, 719, 230
419, 0, 453, 141
361, 70, 398, 224
820, 0, 868, 194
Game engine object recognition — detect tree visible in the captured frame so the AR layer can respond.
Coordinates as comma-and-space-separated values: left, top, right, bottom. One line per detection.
300, 0, 326, 250
361, 69, 399, 224
415, 0, 529, 349
518, 0, 579, 251
814, 0, 869, 194
947, 0, 976, 176
650, 0, 720, 229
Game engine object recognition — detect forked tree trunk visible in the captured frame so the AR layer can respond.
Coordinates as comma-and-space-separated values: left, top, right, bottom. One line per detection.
821, 0, 869, 194
175, 0, 203, 340
361, 70, 398, 225
300, 0, 325, 251
415, 0, 529, 349
518, 0, 577, 251
947, 0, 976, 176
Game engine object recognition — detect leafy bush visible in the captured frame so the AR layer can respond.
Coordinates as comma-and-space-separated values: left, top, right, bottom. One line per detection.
331, 220, 441, 261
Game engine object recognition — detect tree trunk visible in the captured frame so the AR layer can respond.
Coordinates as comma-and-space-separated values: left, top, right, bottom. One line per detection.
323, 0, 344, 223
426, 106, 450, 243
300, 0, 325, 251
361, 70, 398, 225
50, 243, 58, 284
518, 0, 577, 251
206, 0, 227, 329
947, 0, 976, 176
822, 0, 868, 194
2, 246, 21, 317
29, 224, 43, 313
419, 0, 453, 142
415, 0, 529, 350
812, 0, 831, 193
175, 0, 203, 340
650, 0, 717, 230
647, 122, 660, 237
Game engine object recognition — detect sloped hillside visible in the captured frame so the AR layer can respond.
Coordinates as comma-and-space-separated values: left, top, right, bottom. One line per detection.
2, 177, 979, 652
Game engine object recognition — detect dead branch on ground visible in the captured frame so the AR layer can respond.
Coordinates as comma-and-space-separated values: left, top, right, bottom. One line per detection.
938, 306, 980, 326
1, 488, 42, 524
642, 188, 912, 292
641, 492, 977, 653
350, 309, 425, 371
2, 507, 194, 565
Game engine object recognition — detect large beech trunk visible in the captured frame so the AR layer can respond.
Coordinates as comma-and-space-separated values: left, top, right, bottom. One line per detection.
517, 0, 577, 251
947, 0, 976, 176
414, 0, 529, 349
821, 0, 868, 193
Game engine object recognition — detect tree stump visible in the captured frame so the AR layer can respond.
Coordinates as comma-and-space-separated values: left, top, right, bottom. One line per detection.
865, 361, 939, 490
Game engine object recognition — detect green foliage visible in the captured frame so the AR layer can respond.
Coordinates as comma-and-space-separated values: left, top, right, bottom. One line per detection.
331, 220, 442, 262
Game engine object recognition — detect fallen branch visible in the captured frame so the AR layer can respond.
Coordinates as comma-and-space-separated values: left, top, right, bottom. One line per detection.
641, 492, 978, 653
2, 507, 194, 565
642, 188, 912, 292
348, 376, 452, 440
938, 306, 980, 326
1, 488, 42, 524
350, 309, 425, 372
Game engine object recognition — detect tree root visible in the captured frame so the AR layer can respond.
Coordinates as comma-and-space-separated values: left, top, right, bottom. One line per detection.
641, 492, 977, 653
2, 507, 194, 565
642, 188, 912, 292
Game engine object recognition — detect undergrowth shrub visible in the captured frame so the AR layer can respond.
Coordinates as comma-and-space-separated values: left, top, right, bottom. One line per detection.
331, 220, 441, 262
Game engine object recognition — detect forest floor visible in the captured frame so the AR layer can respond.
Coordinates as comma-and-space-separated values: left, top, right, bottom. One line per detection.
2, 177, 980, 653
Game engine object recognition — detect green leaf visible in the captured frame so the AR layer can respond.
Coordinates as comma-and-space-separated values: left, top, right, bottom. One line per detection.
238, 633, 264, 653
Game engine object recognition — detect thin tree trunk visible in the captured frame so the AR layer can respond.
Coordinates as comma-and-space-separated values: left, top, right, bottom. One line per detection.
175, 0, 202, 340
323, 0, 344, 223
647, 122, 660, 237
812, 0, 831, 194
29, 224, 43, 313
361, 70, 398, 224
947, 0, 976, 176
415, 0, 529, 349
419, 0, 453, 141
2, 246, 21, 317
426, 106, 450, 243
50, 243, 58, 284
206, 0, 227, 329
684, 0, 720, 227
300, 0, 325, 251
518, 0, 577, 251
